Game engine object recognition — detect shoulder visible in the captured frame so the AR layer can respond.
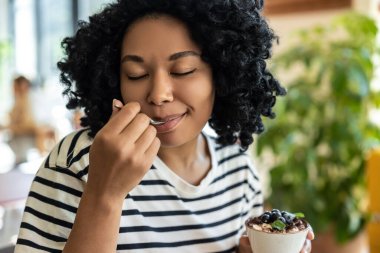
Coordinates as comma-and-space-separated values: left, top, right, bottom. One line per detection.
206, 133, 260, 182
206, 134, 250, 165
45, 128, 93, 169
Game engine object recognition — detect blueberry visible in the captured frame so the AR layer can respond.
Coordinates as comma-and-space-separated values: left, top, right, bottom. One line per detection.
270, 212, 281, 222
283, 213, 295, 224
261, 214, 270, 223
279, 217, 286, 224
266, 214, 275, 223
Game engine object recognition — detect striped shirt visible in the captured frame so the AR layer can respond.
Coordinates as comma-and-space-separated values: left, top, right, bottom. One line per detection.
15, 129, 263, 252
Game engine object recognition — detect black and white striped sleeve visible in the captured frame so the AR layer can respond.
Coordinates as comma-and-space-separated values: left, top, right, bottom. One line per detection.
15, 130, 90, 253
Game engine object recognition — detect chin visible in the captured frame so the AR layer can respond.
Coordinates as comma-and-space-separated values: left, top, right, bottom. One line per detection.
157, 132, 186, 148
157, 127, 200, 149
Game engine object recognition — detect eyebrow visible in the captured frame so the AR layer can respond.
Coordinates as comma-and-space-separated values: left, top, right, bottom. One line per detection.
169, 51, 200, 61
120, 50, 200, 63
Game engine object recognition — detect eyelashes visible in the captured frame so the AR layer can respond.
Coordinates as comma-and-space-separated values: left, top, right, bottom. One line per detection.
171, 69, 196, 77
127, 69, 197, 81
128, 74, 148, 80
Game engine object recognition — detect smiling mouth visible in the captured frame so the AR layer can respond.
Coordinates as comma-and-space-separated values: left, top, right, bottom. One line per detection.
149, 113, 187, 132
150, 113, 186, 125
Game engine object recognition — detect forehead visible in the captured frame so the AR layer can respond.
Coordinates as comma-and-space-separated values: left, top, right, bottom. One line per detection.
121, 15, 200, 56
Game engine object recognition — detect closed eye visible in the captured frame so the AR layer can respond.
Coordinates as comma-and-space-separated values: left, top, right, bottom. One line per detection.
127, 69, 196, 80
171, 69, 196, 77
127, 74, 148, 80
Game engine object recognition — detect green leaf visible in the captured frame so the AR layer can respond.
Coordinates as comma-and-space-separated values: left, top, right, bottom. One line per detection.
348, 63, 370, 97
272, 220, 286, 231
294, 212, 305, 219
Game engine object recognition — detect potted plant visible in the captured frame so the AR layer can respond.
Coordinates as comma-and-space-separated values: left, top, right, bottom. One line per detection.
256, 12, 380, 251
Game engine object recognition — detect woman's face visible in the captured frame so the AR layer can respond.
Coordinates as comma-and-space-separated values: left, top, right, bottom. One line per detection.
120, 15, 215, 148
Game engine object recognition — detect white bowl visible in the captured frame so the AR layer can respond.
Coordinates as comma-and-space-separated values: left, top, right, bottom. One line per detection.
246, 223, 309, 253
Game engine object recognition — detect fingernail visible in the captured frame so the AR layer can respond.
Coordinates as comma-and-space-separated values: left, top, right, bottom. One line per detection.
311, 227, 315, 240
113, 99, 122, 109
310, 230, 315, 240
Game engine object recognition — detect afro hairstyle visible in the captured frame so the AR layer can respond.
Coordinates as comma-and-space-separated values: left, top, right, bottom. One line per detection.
57, 0, 286, 150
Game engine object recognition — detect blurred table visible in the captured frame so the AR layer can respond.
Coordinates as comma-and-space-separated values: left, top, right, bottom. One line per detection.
0, 170, 34, 204
0, 170, 35, 251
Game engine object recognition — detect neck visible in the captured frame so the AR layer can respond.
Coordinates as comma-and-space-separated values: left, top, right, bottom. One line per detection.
157, 133, 211, 184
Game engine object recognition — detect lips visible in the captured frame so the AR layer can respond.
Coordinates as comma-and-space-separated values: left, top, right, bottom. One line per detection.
151, 113, 184, 123
151, 113, 186, 133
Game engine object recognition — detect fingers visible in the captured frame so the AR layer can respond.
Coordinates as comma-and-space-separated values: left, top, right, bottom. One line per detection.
300, 228, 314, 253
144, 137, 161, 158
307, 228, 315, 240
135, 125, 158, 151
239, 235, 250, 245
111, 99, 123, 116
122, 113, 151, 143
104, 99, 140, 134
238, 235, 253, 253
300, 240, 312, 253
107, 99, 159, 151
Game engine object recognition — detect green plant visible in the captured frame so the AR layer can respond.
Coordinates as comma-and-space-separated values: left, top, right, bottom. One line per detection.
256, 12, 380, 243
0, 40, 11, 109
0, 40, 11, 70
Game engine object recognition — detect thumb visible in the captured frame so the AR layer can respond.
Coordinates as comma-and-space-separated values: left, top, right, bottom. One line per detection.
238, 235, 253, 253
111, 98, 124, 117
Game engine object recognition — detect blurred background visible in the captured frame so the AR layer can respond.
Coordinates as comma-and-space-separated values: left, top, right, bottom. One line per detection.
0, 0, 379, 253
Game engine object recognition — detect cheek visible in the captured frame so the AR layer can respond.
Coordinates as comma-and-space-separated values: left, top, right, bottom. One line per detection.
193, 77, 214, 106
120, 83, 146, 103
180, 77, 214, 112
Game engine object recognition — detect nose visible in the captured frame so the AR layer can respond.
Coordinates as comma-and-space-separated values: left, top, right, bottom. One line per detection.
147, 71, 174, 105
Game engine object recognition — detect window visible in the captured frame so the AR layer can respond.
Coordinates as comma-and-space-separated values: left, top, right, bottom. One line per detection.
36, 0, 74, 84
0, 0, 113, 125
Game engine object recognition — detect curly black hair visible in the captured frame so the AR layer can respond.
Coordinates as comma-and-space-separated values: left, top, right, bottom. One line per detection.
58, 0, 286, 151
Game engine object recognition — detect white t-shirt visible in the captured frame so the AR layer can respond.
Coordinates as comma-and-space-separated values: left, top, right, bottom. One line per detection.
15, 129, 263, 252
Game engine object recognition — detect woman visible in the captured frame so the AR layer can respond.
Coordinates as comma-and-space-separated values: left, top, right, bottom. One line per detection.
15, 0, 313, 252
7, 76, 37, 164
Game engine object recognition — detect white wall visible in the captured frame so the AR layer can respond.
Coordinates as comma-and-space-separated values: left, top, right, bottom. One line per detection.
0, 0, 9, 40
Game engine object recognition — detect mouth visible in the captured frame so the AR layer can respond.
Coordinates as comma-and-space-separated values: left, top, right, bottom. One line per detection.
150, 119, 166, 126
150, 113, 187, 133
150, 113, 185, 125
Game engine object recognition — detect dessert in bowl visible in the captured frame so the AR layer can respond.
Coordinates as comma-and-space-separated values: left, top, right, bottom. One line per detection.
245, 209, 310, 253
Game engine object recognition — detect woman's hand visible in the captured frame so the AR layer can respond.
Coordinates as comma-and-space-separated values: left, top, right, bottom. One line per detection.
86, 99, 160, 201
237, 229, 314, 253
300, 229, 314, 253
237, 235, 252, 253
